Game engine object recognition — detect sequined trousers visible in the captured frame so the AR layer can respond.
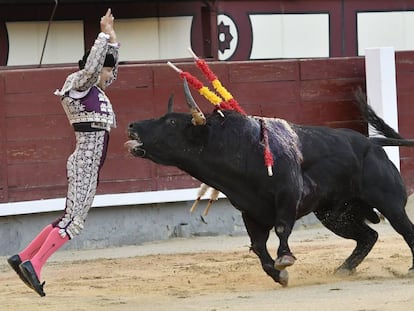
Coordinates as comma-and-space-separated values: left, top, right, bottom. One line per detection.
53, 130, 109, 239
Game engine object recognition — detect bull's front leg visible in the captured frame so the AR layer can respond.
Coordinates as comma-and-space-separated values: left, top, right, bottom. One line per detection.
242, 213, 289, 287
274, 224, 296, 270
274, 194, 298, 271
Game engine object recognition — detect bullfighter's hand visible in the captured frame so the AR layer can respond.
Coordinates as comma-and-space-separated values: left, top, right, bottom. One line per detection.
100, 8, 117, 43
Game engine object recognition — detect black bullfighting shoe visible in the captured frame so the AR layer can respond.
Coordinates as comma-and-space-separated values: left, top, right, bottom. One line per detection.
7, 255, 32, 289
19, 261, 46, 297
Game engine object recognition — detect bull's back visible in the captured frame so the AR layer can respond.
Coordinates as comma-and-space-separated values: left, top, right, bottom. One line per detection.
296, 126, 382, 195
297, 125, 370, 169
297, 125, 406, 209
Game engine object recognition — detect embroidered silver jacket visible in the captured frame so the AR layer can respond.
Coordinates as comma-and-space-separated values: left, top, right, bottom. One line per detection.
54, 32, 119, 131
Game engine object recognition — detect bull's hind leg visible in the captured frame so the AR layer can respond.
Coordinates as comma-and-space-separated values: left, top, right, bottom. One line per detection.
242, 213, 289, 286
363, 147, 414, 272
373, 200, 414, 272
314, 206, 378, 273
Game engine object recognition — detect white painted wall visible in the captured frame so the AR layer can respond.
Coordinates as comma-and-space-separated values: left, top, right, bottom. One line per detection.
117, 16, 192, 61
0, 188, 226, 217
249, 13, 330, 59
9, 11, 414, 65
6, 21, 84, 65
6, 16, 193, 66
358, 11, 414, 56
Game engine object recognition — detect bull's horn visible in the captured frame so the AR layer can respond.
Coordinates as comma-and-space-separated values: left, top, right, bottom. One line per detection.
183, 78, 206, 126
167, 94, 174, 113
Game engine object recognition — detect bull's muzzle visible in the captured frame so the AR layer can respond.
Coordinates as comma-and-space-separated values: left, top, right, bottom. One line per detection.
125, 129, 146, 157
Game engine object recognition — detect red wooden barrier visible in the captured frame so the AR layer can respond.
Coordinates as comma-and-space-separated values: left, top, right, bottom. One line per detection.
1, 55, 413, 204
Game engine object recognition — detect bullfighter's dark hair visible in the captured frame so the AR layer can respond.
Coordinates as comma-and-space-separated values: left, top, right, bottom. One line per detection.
78, 49, 116, 70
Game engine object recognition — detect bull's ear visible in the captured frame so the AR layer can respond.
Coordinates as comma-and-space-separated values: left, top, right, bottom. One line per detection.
167, 94, 174, 113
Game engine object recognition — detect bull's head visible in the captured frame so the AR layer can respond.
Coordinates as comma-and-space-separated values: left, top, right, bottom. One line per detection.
125, 79, 209, 165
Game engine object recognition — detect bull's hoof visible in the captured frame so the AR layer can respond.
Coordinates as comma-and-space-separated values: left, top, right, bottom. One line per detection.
274, 255, 296, 270
279, 269, 289, 287
334, 266, 355, 276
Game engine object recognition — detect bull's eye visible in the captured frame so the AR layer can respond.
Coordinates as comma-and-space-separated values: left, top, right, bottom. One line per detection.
169, 119, 176, 126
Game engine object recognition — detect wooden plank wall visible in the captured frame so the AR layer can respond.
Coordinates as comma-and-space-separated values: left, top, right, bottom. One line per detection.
1, 54, 414, 203
396, 51, 414, 194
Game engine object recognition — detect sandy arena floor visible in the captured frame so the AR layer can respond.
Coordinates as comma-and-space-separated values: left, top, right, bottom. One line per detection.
1, 222, 414, 311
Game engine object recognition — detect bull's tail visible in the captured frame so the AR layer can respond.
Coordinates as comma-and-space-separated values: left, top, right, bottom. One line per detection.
354, 88, 414, 147
369, 137, 414, 147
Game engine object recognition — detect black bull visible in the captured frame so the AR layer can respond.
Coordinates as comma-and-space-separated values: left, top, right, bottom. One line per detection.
126, 83, 414, 286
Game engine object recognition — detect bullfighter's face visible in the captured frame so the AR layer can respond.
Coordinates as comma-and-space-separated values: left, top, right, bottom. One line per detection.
98, 67, 114, 90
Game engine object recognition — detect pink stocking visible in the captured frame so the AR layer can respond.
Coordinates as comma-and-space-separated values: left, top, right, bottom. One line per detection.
30, 227, 69, 279
19, 224, 54, 262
